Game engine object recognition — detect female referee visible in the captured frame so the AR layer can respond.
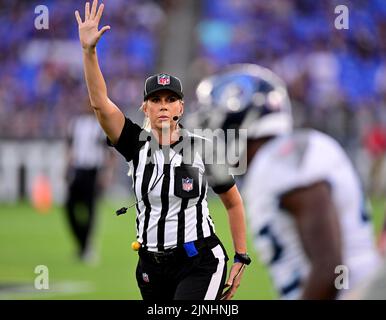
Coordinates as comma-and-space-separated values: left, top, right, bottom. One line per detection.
75, 0, 251, 300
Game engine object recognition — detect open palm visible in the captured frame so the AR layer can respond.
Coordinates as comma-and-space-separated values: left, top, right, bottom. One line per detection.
75, 0, 110, 50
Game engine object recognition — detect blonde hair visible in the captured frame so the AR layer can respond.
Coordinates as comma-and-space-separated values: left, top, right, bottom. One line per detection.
139, 102, 151, 131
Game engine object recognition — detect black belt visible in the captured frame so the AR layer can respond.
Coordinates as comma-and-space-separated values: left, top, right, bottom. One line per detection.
139, 235, 219, 264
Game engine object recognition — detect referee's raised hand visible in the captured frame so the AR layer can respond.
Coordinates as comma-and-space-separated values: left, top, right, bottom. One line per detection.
75, 0, 111, 51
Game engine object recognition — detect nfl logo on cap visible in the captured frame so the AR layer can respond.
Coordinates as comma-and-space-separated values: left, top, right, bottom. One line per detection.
157, 74, 170, 86
182, 177, 193, 192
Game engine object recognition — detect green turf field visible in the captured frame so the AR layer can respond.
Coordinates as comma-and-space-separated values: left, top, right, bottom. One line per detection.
0, 197, 384, 300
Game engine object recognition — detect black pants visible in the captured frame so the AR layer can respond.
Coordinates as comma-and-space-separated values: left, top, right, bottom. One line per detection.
65, 168, 98, 256
136, 235, 228, 300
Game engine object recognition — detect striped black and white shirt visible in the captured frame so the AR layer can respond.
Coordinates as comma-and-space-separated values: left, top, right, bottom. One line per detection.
68, 114, 107, 169
109, 117, 235, 252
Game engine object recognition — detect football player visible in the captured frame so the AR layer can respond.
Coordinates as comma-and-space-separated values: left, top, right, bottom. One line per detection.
189, 64, 382, 299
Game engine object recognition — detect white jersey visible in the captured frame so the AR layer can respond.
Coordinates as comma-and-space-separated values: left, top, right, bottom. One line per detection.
243, 129, 381, 299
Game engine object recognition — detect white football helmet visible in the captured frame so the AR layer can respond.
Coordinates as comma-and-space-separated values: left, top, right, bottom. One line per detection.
189, 64, 293, 139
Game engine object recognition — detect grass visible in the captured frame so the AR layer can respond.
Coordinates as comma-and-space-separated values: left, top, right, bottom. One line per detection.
0, 196, 384, 300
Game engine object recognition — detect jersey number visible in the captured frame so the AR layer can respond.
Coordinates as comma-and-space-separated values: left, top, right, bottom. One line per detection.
258, 224, 284, 265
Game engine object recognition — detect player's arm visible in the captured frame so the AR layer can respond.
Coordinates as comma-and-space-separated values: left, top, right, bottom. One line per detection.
75, 0, 124, 144
218, 185, 249, 300
280, 181, 342, 300
378, 215, 386, 255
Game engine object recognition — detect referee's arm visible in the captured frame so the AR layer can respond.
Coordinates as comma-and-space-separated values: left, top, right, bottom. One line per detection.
219, 185, 247, 254
75, 1, 125, 145
218, 184, 248, 300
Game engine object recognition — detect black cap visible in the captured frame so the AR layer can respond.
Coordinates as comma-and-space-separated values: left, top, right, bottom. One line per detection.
143, 73, 184, 101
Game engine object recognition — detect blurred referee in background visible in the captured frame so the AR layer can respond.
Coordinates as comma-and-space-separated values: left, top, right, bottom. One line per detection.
65, 102, 115, 263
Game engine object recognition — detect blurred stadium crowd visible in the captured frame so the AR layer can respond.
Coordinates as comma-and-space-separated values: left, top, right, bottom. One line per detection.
1, 0, 386, 185
194, 0, 386, 149
0, 0, 166, 138
1, 0, 384, 135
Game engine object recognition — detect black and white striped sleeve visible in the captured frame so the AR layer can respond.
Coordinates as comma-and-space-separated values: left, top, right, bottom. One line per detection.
106, 117, 143, 162
206, 163, 235, 194
195, 136, 235, 194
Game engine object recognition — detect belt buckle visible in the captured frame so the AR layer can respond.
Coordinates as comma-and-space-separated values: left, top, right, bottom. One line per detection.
153, 253, 163, 264
152, 250, 172, 264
